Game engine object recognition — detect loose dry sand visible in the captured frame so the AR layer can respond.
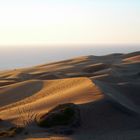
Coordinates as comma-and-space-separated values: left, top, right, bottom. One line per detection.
0, 51, 140, 140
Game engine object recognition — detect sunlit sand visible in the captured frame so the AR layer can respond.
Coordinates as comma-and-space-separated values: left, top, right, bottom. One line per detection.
0, 51, 140, 140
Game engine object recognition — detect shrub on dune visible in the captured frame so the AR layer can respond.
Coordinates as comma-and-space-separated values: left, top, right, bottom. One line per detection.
36, 103, 81, 134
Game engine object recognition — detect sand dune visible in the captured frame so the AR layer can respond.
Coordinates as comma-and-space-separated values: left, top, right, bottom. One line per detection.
0, 77, 102, 127
0, 51, 140, 140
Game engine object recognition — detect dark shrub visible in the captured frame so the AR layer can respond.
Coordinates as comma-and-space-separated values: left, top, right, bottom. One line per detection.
36, 103, 80, 129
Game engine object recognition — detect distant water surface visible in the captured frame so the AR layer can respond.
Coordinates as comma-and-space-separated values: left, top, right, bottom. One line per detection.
0, 45, 140, 70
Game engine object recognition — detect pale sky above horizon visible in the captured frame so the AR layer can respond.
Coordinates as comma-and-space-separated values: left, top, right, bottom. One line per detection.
0, 0, 140, 47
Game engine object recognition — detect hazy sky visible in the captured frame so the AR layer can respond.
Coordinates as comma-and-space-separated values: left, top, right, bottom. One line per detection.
0, 0, 140, 46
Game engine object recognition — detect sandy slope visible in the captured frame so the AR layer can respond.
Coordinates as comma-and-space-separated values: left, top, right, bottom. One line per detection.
0, 51, 140, 140
0, 77, 102, 126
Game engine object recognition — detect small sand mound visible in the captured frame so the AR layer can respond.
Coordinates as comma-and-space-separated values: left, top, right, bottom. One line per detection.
0, 127, 23, 138
83, 63, 108, 73
0, 80, 16, 87
37, 74, 59, 80
123, 55, 140, 63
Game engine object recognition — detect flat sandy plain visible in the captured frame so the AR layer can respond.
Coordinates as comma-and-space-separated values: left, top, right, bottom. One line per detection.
0, 51, 140, 140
